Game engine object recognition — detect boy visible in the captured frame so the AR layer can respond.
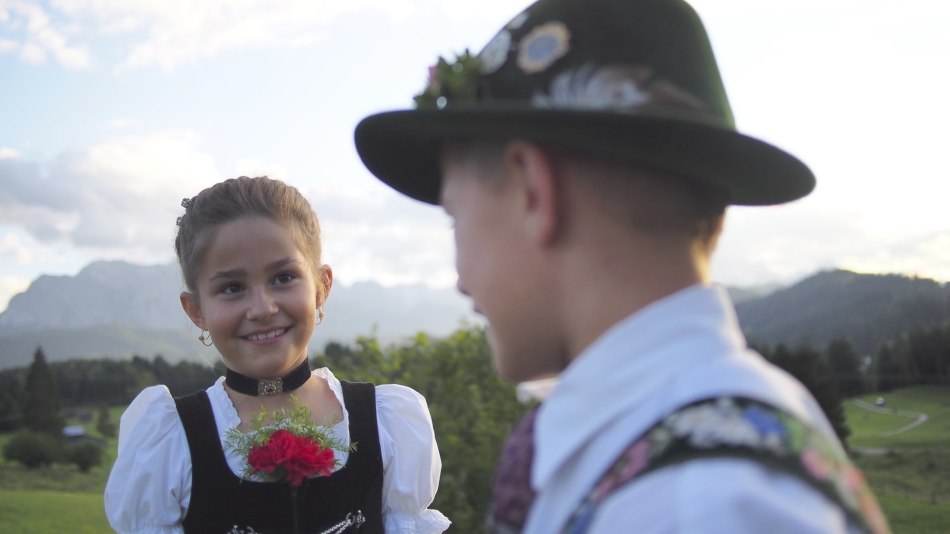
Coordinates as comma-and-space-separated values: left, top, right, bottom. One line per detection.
355, 0, 889, 532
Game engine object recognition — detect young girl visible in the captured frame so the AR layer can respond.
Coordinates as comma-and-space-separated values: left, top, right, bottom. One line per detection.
105, 176, 451, 533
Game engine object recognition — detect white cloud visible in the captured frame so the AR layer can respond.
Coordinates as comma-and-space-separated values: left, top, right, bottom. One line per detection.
50, 0, 382, 72
105, 117, 135, 129
3, 0, 91, 68
294, 182, 456, 288
0, 204, 80, 242
324, 214, 456, 288
838, 232, 950, 283
234, 159, 289, 182
0, 130, 219, 255
0, 147, 21, 159
18, 41, 45, 62
713, 202, 950, 287
0, 231, 35, 263
434, 0, 527, 21
33, 0, 530, 72
0, 275, 31, 314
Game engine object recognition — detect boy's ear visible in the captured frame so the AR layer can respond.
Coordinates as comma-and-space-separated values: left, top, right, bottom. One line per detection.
180, 291, 206, 330
504, 141, 561, 246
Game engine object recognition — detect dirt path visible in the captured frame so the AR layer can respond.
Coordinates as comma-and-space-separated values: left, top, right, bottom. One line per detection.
850, 399, 930, 455
851, 399, 929, 436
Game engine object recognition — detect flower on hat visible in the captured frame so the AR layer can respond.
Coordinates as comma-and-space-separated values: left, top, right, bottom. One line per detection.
413, 50, 483, 109
225, 395, 351, 487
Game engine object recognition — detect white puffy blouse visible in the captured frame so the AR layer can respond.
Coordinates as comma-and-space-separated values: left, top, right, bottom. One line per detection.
104, 367, 451, 534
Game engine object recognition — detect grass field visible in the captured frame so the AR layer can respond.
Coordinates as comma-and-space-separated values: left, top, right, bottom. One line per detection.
847, 386, 950, 532
0, 407, 116, 532
1, 389, 949, 532
0, 489, 110, 533
848, 386, 950, 449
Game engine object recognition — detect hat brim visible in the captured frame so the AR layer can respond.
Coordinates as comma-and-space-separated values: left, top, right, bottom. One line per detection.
354, 108, 815, 206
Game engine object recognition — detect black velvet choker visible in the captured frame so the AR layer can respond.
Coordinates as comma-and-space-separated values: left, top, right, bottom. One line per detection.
225, 359, 311, 396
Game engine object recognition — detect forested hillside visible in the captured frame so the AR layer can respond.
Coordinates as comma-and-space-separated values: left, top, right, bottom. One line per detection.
3, 307, 950, 530
736, 269, 950, 354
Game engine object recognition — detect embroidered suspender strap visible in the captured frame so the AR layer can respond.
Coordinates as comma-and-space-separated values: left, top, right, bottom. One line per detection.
562, 397, 890, 534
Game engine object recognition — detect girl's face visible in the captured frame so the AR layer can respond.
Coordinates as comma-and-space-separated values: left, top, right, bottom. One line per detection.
180, 216, 329, 379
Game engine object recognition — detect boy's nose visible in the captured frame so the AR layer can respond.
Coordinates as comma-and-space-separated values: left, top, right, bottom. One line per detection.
456, 278, 470, 297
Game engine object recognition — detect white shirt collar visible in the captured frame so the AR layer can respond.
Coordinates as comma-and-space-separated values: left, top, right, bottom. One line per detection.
531, 284, 747, 489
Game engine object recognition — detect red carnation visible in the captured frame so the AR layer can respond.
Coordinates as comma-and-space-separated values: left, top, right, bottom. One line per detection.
247, 441, 278, 473
248, 429, 336, 487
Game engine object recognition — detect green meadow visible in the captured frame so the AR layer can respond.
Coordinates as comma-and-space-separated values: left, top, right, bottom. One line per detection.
1, 388, 948, 533
847, 386, 950, 532
0, 489, 110, 533
0, 407, 117, 532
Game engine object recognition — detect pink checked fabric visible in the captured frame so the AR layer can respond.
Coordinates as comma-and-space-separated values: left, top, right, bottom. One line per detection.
488, 407, 540, 533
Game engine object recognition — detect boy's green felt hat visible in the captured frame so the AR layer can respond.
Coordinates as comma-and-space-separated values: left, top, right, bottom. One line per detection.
354, 0, 815, 206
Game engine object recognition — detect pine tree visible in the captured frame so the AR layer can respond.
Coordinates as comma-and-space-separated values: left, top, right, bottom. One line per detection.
767, 344, 850, 446
21, 347, 64, 436
96, 405, 116, 438
826, 338, 865, 397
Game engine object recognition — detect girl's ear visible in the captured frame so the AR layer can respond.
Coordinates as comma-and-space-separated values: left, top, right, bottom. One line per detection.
180, 291, 206, 330
317, 264, 333, 308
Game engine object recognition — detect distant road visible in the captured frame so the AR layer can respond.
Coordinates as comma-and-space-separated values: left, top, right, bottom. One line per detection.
851, 399, 929, 437
850, 399, 929, 455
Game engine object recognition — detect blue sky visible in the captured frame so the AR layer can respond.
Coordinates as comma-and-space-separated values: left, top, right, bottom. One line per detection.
1, 0, 948, 313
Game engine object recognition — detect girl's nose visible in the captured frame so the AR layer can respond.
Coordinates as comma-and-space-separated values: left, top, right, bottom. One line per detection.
246, 286, 278, 320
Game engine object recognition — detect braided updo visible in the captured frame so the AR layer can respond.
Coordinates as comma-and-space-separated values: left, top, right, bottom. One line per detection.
175, 176, 328, 301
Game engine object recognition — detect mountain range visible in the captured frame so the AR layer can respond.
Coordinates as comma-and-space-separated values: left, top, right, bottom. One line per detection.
0, 261, 480, 368
1, 261, 948, 369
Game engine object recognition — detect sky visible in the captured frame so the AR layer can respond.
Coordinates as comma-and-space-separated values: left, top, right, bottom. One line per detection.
1, 0, 948, 313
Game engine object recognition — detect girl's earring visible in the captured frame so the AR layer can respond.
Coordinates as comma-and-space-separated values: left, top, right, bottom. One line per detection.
199, 330, 214, 347
316, 308, 326, 326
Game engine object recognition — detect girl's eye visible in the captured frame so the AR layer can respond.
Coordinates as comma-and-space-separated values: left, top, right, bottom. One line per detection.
275, 273, 296, 285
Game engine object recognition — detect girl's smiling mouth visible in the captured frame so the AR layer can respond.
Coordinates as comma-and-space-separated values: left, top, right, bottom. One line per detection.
243, 327, 290, 343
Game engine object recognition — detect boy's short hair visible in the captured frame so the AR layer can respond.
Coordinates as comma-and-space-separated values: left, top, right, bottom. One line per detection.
442, 139, 727, 252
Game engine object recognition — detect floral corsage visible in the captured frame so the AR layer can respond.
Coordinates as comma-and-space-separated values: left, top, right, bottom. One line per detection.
413, 50, 483, 109
224, 396, 353, 487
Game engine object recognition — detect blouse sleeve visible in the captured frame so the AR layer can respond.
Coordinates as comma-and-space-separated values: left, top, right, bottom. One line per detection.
375, 384, 452, 533
104, 385, 190, 534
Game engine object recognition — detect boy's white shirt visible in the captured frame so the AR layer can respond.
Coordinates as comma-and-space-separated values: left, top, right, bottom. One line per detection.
523, 284, 863, 533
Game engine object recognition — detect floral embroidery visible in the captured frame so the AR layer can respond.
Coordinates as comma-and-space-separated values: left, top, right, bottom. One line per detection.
480, 30, 512, 74
532, 63, 709, 114
517, 22, 571, 74
562, 397, 890, 534
507, 11, 529, 30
